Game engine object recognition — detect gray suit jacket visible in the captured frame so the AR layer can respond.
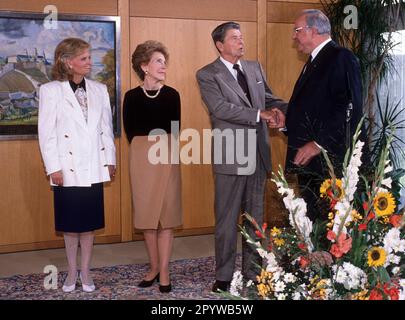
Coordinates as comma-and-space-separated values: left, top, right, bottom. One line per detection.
196, 57, 287, 175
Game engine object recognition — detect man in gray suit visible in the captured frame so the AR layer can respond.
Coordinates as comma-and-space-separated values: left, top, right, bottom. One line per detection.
196, 21, 287, 292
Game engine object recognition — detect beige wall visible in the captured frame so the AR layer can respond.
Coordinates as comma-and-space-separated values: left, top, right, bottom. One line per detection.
0, 0, 320, 252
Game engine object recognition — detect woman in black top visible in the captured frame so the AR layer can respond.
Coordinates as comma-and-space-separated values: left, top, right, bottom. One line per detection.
123, 40, 182, 293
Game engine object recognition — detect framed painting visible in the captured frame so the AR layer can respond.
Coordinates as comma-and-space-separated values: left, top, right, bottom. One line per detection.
0, 11, 121, 140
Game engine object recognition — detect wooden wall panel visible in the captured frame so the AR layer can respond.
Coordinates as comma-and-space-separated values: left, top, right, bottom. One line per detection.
127, 18, 257, 230
118, 0, 133, 242
267, 1, 323, 23
0, 0, 118, 15
267, 22, 307, 168
130, 0, 257, 22
0, 140, 121, 249
265, 22, 308, 225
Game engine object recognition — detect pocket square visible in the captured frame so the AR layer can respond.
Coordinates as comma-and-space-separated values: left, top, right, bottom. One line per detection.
257, 81, 263, 84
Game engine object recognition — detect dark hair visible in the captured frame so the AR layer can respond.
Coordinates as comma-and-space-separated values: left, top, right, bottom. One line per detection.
211, 21, 240, 49
51, 38, 90, 81
131, 40, 169, 81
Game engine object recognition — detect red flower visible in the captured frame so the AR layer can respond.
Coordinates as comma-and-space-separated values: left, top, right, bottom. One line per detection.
389, 215, 402, 228
330, 199, 337, 209
329, 233, 352, 258
262, 222, 268, 231
255, 230, 264, 239
298, 242, 307, 251
299, 256, 309, 269
383, 283, 400, 300
358, 223, 367, 231
387, 288, 399, 300
326, 230, 336, 241
366, 212, 375, 221
369, 288, 383, 300
363, 202, 368, 211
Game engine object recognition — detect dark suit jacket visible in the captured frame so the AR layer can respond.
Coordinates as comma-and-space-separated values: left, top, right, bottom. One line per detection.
196, 58, 287, 175
285, 41, 363, 176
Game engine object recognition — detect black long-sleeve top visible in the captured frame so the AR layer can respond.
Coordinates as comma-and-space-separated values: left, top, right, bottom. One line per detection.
123, 85, 181, 143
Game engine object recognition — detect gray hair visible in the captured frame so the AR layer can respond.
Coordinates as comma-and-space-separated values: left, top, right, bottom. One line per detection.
302, 9, 331, 35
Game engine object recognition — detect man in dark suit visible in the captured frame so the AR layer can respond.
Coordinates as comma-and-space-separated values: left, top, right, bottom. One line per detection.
275, 9, 363, 221
196, 22, 287, 292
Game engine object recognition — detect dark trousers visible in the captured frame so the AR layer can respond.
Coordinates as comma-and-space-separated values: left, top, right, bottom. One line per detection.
297, 173, 323, 222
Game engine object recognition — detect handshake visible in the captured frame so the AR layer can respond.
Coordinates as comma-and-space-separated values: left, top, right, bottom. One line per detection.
260, 108, 285, 129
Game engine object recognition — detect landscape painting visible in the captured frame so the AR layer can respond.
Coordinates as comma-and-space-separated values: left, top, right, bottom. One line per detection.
0, 12, 120, 139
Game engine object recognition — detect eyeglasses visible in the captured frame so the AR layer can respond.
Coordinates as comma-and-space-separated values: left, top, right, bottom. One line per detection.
293, 26, 311, 34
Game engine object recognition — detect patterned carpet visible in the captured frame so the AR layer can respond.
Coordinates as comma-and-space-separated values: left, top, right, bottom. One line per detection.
0, 255, 241, 300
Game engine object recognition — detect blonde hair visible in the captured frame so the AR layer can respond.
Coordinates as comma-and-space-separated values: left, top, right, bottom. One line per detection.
51, 38, 90, 81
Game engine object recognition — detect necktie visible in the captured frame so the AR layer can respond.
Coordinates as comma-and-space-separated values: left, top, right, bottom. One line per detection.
233, 64, 251, 104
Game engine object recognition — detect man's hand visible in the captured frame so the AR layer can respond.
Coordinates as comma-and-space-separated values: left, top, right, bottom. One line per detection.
259, 110, 274, 121
260, 109, 285, 128
50, 170, 63, 186
269, 108, 285, 128
293, 141, 321, 166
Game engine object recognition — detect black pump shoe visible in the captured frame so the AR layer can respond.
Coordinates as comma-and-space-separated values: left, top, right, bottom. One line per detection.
159, 283, 172, 293
138, 273, 159, 288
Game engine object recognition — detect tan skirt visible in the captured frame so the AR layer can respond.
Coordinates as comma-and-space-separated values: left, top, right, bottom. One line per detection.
129, 134, 182, 230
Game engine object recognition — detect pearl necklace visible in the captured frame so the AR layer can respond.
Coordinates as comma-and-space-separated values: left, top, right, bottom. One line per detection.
141, 85, 162, 99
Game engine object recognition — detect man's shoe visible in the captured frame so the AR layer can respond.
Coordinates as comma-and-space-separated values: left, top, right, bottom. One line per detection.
212, 280, 230, 293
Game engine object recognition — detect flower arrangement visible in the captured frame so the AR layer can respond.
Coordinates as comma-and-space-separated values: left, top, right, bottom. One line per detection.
229, 125, 405, 300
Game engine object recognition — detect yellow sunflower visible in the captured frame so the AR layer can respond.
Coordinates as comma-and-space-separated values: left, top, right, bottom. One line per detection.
270, 227, 281, 237
320, 179, 344, 200
273, 238, 285, 247
367, 247, 387, 267
373, 192, 396, 217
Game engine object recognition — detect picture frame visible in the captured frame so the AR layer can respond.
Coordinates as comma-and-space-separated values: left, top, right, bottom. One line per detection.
0, 11, 121, 140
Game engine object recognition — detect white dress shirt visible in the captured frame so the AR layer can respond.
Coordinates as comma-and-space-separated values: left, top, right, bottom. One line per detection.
311, 38, 332, 61
219, 56, 261, 122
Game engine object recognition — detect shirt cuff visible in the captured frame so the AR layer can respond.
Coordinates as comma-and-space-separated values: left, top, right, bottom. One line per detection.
256, 111, 261, 123
314, 141, 323, 151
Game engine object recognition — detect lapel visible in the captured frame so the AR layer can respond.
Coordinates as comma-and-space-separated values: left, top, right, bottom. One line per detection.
290, 41, 336, 103
84, 78, 100, 133
61, 80, 88, 131
214, 58, 252, 107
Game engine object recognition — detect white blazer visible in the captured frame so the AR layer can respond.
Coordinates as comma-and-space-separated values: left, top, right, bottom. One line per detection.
38, 78, 116, 187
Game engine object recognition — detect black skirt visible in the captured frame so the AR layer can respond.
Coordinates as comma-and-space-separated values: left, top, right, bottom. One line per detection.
53, 183, 105, 233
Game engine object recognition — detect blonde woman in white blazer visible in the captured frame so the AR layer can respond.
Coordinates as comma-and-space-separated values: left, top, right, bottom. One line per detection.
38, 38, 116, 293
